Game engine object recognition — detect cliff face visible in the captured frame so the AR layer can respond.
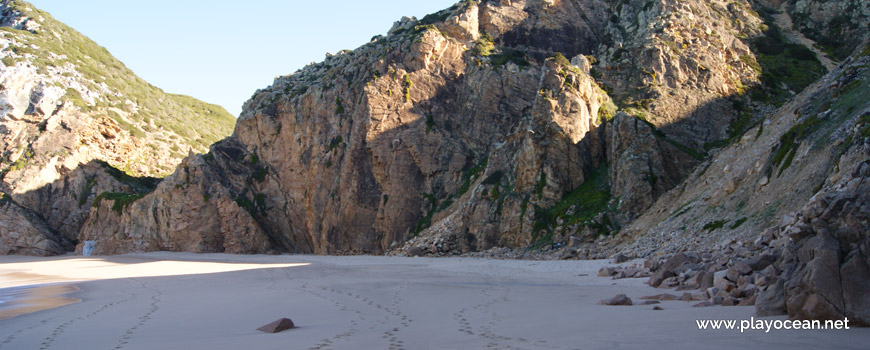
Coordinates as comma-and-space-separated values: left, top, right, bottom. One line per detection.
79, 0, 778, 255
0, 0, 235, 255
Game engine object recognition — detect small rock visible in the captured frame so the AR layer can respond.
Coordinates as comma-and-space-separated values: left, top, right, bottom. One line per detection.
257, 318, 295, 333
598, 267, 616, 277
713, 270, 731, 290
738, 294, 758, 306
407, 247, 424, 257
653, 306, 663, 310
693, 301, 713, 307
642, 300, 661, 305
598, 294, 633, 306
699, 271, 715, 289
640, 293, 680, 301
613, 253, 630, 264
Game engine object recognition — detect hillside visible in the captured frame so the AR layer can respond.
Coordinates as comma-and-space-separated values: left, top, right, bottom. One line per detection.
0, 0, 235, 255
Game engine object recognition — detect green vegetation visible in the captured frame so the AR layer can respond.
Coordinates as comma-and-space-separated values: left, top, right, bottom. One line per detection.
551, 52, 571, 67
335, 97, 344, 114
98, 160, 160, 190
235, 192, 268, 217
798, 12, 864, 61
532, 163, 616, 244
472, 33, 495, 57
482, 170, 504, 185
7, 147, 34, 172
0, 191, 14, 206
703, 100, 757, 151
425, 114, 436, 134
749, 12, 827, 107
412, 158, 489, 234
598, 98, 618, 124
252, 166, 268, 183
328, 135, 344, 151
88, 161, 160, 214
489, 48, 529, 69
457, 158, 487, 196
77, 178, 97, 207
534, 171, 547, 197
0, 1, 235, 165
860, 112, 870, 139
771, 115, 821, 176
414, 193, 438, 235
402, 74, 412, 102
702, 220, 727, 231
730, 217, 748, 229
93, 192, 145, 214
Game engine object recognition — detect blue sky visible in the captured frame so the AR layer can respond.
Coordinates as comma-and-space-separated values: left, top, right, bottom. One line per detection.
33, 0, 457, 117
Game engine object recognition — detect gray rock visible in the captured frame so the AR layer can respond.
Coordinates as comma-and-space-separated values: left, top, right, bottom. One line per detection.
257, 318, 295, 333
713, 270, 731, 291
612, 253, 630, 264
598, 294, 633, 306
756, 279, 787, 316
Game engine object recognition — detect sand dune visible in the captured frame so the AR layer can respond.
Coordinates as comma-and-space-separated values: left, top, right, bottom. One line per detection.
0, 253, 866, 349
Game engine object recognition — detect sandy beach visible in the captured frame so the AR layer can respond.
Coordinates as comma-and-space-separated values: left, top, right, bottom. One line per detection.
0, 253, 866, 350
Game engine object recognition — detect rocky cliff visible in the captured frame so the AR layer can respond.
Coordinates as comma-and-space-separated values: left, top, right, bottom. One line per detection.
78, 0, 807, 254
0, 0, 235, 255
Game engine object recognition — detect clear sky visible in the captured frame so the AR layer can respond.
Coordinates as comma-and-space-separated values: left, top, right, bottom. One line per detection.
32, 0, 458, 117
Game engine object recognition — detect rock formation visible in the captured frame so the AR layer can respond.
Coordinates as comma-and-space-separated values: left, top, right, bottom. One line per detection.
0, 0, 235, 254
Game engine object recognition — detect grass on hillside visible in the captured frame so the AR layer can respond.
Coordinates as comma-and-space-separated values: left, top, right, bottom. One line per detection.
0, 1, 235, 165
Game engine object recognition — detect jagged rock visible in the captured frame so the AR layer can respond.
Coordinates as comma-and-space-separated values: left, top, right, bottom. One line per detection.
713, 270, 731, 291
0, 198, 72, 255
79, 140, 274, 255
756, 278, 788, 317
767, 165, 870, 325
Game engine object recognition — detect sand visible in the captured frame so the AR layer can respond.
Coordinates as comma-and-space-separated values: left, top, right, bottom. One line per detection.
0, 253, 866, 349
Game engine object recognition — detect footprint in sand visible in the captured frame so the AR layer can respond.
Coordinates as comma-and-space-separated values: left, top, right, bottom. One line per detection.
113, 279, 162, 350
22, 282, 138, 350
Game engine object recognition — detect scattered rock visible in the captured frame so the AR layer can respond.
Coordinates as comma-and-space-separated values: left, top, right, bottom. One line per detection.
598, 294, 633, 306
612, 253, 630, 264
257, 318, 295, 333
640, 293, 679, 301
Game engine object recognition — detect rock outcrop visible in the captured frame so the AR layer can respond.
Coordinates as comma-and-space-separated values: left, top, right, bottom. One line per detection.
759, 147, 870, 325
77, 0, 858, 258
0, 194, 72, 255
0, 0, 235, 255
